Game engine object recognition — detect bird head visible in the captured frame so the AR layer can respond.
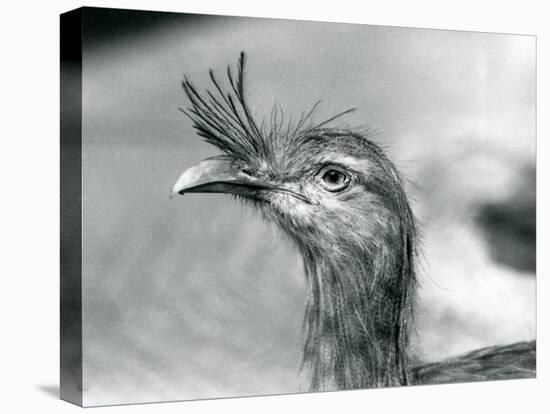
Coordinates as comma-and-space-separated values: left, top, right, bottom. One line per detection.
172, 53, 415, 259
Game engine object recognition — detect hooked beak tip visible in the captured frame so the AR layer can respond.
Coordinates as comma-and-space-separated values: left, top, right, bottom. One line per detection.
170, 189, 182, 199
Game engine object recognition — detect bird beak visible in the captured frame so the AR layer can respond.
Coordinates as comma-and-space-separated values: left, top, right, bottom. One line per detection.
171, 158, 313, 204
171, 159, 272, 200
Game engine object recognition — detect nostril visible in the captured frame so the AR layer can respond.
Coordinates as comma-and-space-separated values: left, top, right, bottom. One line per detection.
241, 168, 253, 176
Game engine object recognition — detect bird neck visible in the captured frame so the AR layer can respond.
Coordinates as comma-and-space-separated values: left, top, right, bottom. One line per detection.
299, 218, 416, 391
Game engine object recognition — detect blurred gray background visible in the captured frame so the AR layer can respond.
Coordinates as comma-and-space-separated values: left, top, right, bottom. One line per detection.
80, 8, 535, 406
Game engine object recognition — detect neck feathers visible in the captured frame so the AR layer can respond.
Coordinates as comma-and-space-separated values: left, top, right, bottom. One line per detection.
300, 200, 417, 391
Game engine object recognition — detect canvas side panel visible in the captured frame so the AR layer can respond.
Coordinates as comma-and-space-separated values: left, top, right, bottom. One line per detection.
60, 8, 83, 407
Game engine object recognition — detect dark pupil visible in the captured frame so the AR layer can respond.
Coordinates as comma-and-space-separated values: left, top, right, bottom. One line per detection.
324, 170, 344, 186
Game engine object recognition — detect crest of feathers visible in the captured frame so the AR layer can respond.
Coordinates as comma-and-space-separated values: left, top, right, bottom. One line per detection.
180, 52, 357, 167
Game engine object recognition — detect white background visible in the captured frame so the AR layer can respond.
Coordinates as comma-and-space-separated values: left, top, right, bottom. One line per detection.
0, 0, 547, 412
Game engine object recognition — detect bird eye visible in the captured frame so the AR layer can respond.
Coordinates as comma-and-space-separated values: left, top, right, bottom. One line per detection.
320, 167, 350, 192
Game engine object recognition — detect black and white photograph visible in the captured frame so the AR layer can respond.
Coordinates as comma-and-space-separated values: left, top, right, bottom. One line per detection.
60, 6, 536, 407
2, 1, 547, 413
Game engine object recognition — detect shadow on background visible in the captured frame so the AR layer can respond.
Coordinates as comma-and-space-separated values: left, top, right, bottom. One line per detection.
36, 384, 59, 399
477, 165, 536, 274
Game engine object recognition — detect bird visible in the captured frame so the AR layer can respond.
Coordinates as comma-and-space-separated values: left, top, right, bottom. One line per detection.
171, 52, 536, 392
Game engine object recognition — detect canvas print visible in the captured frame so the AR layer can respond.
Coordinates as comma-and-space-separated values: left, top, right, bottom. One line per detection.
60, 7, 536, 407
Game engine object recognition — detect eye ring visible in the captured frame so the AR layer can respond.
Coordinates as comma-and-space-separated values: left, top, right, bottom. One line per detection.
319, 166, 350, 192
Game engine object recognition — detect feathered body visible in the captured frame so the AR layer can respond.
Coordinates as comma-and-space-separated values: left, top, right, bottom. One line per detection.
414, 341, 535, 384
172, 53, 535, 391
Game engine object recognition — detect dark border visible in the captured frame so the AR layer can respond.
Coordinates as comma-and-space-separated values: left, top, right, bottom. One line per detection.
60, 7, 83, 407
